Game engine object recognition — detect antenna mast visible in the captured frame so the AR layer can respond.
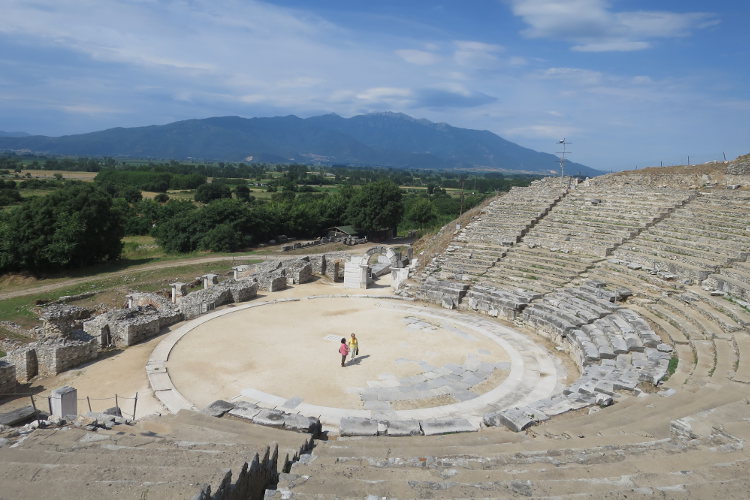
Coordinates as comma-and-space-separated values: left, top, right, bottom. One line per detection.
556, 138, 571, 178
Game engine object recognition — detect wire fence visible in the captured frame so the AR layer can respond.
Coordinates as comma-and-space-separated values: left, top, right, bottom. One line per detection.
0, 391, 139, 421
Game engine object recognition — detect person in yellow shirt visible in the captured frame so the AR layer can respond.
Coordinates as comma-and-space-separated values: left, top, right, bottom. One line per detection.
348, 333, 359, 360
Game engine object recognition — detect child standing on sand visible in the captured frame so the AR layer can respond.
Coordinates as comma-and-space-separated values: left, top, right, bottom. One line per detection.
348, 333, 359, 360
339, 338, 349, 367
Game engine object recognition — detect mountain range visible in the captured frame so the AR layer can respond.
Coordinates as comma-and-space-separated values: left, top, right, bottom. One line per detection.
0, 113, 599, 175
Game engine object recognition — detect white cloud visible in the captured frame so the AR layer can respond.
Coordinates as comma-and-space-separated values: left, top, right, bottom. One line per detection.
509, 0, 718, 52
504, 124, 581, 140
453, 40, 505, 68
395, 49, 440, 65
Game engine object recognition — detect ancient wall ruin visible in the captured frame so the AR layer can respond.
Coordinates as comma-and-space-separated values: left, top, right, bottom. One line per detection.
0, 360, 17, 395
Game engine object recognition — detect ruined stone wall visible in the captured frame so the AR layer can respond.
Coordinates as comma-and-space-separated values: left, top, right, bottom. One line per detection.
308, 255, 326, 275
225, 279, 259, 302
0, 360, 17, 395
127, 293, 183, 328
36, 336, 98, 377
179, 287, 233, 320
253, 269, 287, 292
287, 262, 313, 284
38, 304, 92, 338
7, 348, 38, 383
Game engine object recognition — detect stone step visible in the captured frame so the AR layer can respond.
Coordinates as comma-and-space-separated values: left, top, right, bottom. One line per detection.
698, 291, 750, 326
274, 451, 750, 499
660, 296, 725, 339
633, 304, 689, 345
663, 343, 694, 386
713, 338, 738, 381
690, 340, 716, 383
687, 291, 747, 332
0, 476, 199, 500
732, 332, 750, 383
705, 272, 750, 302
542, 385, 743, 438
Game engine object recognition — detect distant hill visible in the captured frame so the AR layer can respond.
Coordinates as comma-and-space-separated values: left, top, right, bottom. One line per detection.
0, 130, 29, 137
0, 113, 600, 175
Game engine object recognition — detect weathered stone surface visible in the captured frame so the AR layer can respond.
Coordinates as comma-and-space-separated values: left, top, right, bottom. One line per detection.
252, 408, 286, 427
484, 407, 548, 432
38, 304, 92, 338
340, 416, 379, 436
202, 400, 235, 417
283, 413, 321, 434
420, 417, 477, 436
0, 405, 37, 426
0, 359, 17, 394
385, 419, 422, 436
227, 401, 261, 421
83, 306, 161, 347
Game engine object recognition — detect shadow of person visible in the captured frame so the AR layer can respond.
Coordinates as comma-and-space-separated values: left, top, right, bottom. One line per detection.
347, 354, 371, 366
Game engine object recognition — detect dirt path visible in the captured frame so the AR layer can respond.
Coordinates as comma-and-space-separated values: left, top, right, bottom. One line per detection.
0, 244, 385, 301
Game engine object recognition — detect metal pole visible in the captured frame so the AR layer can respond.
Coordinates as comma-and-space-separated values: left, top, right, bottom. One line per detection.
87, 396, 92, 413
132, 392, 138, 421
47, 395, 52, 415
115, 394, 118, 411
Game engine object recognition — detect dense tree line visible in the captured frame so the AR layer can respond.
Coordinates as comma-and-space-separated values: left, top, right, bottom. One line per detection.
95, 169, 206, 193
0, 184, 123, 273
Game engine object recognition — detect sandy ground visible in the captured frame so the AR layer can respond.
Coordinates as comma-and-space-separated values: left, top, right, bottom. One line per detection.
167, 293, 510, 409
0, 274, 407, 418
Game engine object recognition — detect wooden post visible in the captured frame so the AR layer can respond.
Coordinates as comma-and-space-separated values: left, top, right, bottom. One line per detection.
30, 395, 39, 422
47, 395, 52, 415
87, 396, 92, 412
132, 392, 138, 421
115, 393, 118, 411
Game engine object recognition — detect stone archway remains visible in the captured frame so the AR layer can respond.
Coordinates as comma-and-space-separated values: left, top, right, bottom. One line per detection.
344, 246, 403, 289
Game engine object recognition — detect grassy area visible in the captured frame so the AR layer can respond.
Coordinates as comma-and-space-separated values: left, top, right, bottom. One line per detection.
0, 239, 263, 297
20, 170, 97, 181
121, 235, 167, 260
0, 259, 262, 333
667, 356, 679, 378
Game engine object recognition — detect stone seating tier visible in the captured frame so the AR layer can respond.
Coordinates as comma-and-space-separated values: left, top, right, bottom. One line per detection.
460, 284, 539, 321
637, 231, 750, 259
611, 249, 715, 282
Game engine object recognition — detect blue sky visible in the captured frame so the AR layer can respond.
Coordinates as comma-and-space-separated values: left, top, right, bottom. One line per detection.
0, 0, 747, 171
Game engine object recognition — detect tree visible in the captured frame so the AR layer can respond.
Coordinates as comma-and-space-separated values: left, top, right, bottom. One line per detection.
122, 186, 143, 203
346, 180, 404, 235
195, 183, 231, 203
405, 197, 437, 229
154, 193, 169, 203
0, 183, 123, 273
234, 185, 251, 201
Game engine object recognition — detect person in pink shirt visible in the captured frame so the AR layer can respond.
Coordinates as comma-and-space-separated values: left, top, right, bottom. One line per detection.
339, 338, 350, 367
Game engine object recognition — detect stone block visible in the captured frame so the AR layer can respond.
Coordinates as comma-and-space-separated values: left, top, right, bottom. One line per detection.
283, 413, 321, 435
420, 417, 478, 436
228, 401, 260, 421
252, 408, 286, 427
202, 400, 235, 417
50, 386, 77, 418
340, 416, 379, 436
491, 407, 549, 432
385, 420, 422, 436
0, 405, 37, 426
